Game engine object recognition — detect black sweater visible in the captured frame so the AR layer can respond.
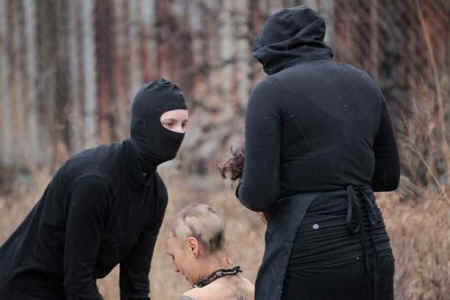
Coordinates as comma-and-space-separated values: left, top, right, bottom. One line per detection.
238, 60, 400, 212
0, 140, 167, 300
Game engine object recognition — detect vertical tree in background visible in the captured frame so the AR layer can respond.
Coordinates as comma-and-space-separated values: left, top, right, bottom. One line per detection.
24, 0, 40, 165
248, 0, 265, 87
95, 0, 117, 144
68, 0, 84, 154
140, 0, 157, 83
36, 0, 58, 164
10, 1, 26, 163
129, 0, 143, 102
173, 0, 193, 99
55, 0, 71, 160
231, 0, 250, 119
0, 0, 11, 165
113, 0, 131, 140
81, 0, 97, 148
155, 0, 174, 77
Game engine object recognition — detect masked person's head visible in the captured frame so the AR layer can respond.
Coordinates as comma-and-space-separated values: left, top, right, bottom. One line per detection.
166, 204, 229, 285
130, 78, 188, 171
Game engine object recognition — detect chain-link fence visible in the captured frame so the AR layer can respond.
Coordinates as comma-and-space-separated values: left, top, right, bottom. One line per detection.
1, 0, 448, 187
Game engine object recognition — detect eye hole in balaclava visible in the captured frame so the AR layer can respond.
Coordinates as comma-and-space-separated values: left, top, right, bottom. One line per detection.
160, 109, 189, 134
130, 78, 187, 172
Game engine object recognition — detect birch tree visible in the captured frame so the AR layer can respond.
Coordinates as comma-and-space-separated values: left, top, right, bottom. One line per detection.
129, 0, 142, 101
68, 0, 84, 154
113, 0, 131, 140
81, 0, 97, 147
23, 0, 40, 165
0, 0, 11, 165
140, 0, 156, 82
12, 1, 26, 163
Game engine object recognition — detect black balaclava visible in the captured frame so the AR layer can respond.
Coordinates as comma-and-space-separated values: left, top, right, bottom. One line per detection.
130, 78, 187, 172
253, 5, 333, 75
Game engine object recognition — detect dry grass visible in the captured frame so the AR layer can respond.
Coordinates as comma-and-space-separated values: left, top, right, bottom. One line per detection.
0, 164, 448, 299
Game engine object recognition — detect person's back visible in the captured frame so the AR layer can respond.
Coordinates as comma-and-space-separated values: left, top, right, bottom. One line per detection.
181, 275, 254, 300
0, 140, 166, 298
270, 60, 390, 194
236, 5, 399, 300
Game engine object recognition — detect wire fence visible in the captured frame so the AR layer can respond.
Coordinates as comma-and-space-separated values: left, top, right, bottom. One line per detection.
0, 0, 448, 186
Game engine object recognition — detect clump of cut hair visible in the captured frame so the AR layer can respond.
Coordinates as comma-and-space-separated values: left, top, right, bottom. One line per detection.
170, 203, 225, 254
217, 146, 244, 181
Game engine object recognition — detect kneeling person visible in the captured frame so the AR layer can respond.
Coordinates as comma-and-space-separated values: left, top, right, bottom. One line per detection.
166, 204, 254, 300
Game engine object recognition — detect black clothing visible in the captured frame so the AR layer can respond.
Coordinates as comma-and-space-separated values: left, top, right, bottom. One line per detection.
282, 250, 395, 300
282, 192, 394, 300
253, 5, 333, 75
0, 78, 187, 299
237, 6, 399, 300
131, 78, 186, 170
0, 140, 167, 300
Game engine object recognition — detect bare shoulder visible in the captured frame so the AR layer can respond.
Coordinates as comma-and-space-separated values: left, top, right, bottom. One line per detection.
183, 288, 207, 300
182, 285, 224, 300
182, 276, 254, 300
236, 276, 255, 300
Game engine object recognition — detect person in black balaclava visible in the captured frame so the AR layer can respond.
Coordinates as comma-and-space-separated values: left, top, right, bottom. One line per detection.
131, 79, 187, 171
0, 78, 188, 300
234, 6, 399, 300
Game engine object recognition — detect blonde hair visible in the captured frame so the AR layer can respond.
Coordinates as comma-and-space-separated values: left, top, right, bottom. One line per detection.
170, 203, 225, 253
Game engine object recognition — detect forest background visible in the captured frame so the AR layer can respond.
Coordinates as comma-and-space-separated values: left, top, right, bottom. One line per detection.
0, 0, 448, 299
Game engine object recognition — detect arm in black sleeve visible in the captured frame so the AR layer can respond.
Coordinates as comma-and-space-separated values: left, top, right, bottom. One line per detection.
237, 78, 281, 211
119, 182, 168, 300
64, 176, 109, 300
371, 99, 400, 191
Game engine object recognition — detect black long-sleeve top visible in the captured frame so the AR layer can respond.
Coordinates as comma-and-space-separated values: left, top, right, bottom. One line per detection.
238, 60, 400, 212
0, 140, 167, 299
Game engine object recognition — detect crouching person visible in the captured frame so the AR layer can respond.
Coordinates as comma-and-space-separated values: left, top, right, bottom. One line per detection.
166, 204, 254, 300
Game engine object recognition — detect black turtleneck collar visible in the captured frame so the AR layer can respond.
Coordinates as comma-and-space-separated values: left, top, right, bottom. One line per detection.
121, 139, 154, 187
253, 5, 333, 75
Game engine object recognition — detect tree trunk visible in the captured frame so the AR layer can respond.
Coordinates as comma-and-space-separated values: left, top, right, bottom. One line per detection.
23, 0, 41, 165
36, 0, 58, 165
55, 0, 71, 162
113, 0, 131, 140
0, 0, 11, 165
68, 0, 84, 154
129, 0, 143, 101
81, 0, 97, 147
94, 0, 116, 144
140, 0, 157, 82
11, 1, 27, 164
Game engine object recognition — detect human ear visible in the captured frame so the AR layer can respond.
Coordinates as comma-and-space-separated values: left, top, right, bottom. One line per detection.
186, 237, 200, 257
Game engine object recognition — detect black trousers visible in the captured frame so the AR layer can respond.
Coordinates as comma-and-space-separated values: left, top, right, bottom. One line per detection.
0, 272, 66, 300
281, 192, 395, 300
282, 252, 394, 300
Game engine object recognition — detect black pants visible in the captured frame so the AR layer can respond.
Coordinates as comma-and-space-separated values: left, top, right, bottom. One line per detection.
282, 252, 394, 300
281, 192, 395, 300
0, 272, 65, 300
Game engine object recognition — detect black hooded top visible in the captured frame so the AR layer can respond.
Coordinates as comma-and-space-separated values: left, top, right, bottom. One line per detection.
237, 6, 400, 211
0, 79, 187, 300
